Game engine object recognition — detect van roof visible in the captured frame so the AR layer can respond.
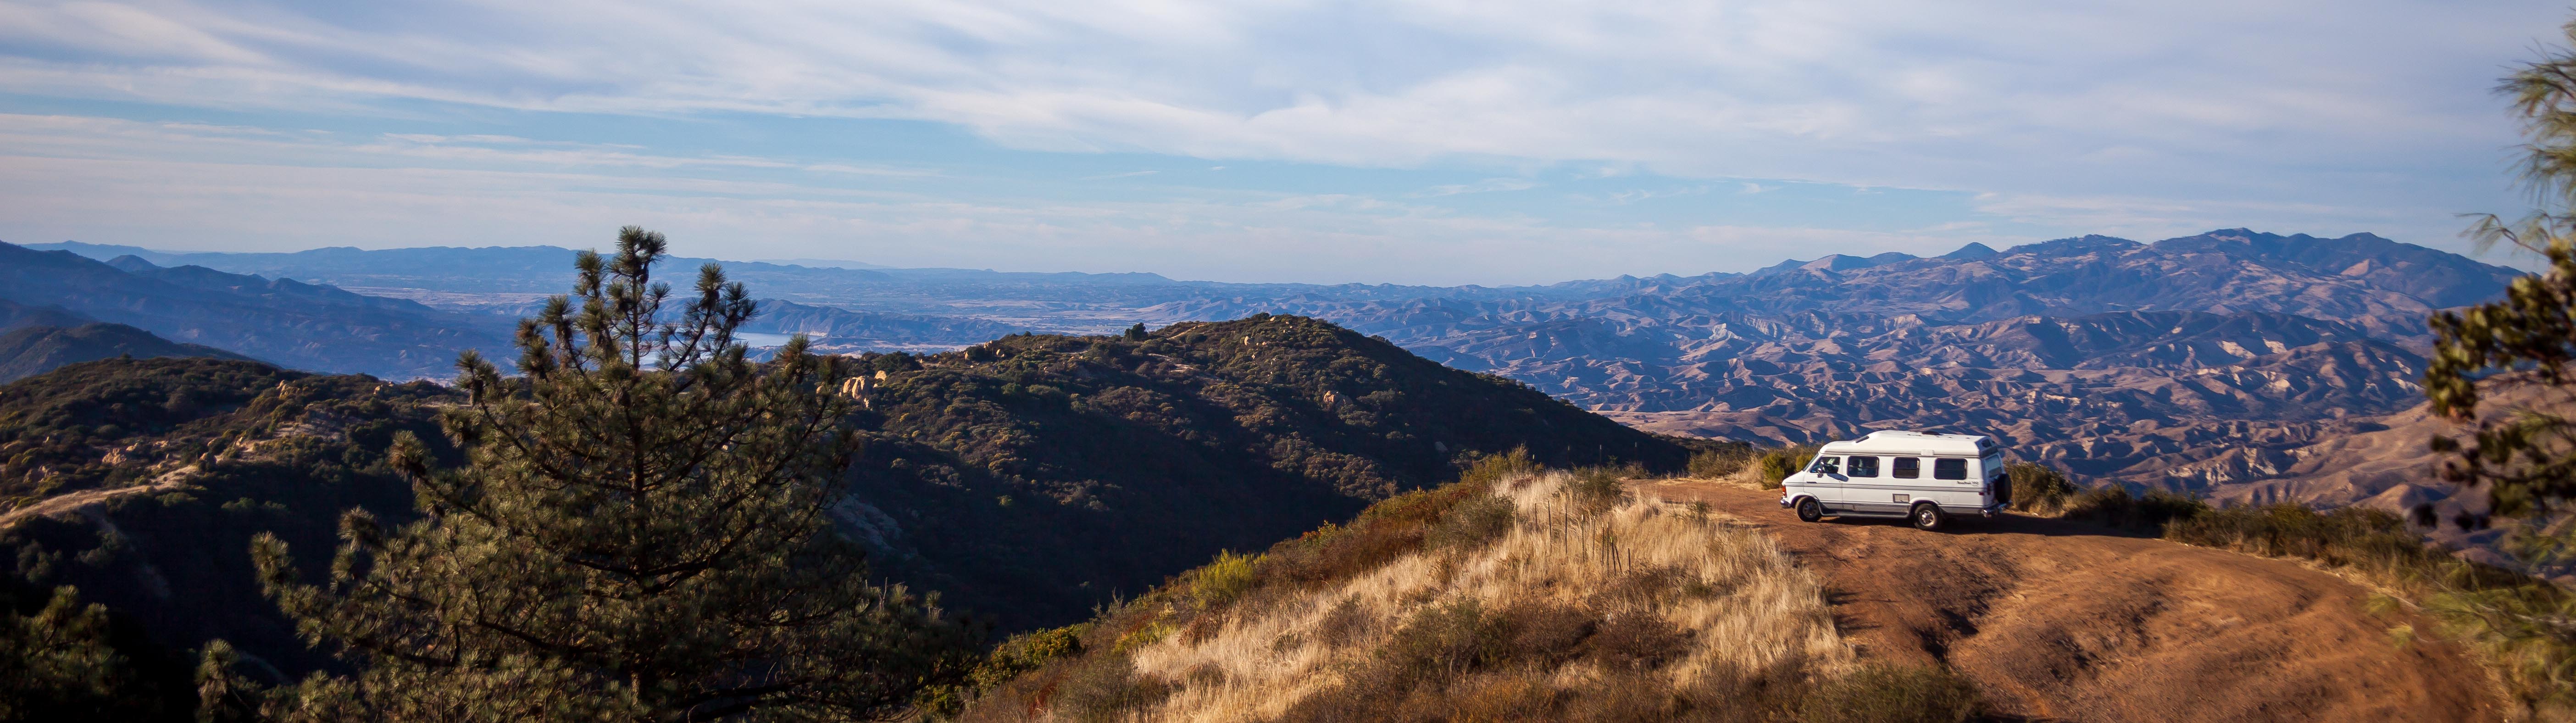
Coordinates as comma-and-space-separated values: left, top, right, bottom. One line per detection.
1816, 430, 1996, 457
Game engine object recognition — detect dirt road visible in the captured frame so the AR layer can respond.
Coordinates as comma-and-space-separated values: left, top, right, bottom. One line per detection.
1638, 478, 2504, 723
0, 465, 199, 532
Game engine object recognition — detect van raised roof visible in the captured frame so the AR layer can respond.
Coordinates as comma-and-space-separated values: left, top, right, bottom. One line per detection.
1816, 430, 1995, 457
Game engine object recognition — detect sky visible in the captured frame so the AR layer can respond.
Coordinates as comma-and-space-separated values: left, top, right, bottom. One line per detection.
0, 1, 2569, 285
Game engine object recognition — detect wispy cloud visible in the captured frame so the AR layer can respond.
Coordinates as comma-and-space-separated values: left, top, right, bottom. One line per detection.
1418, 177, 1538, 197
1079, 170, 1158, 180
0, 0, 2555, 275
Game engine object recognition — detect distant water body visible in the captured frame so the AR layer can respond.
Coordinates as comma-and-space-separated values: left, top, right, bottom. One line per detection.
735, 332, 805, 348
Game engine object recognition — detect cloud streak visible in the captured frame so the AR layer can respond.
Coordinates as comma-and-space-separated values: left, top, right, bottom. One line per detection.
0, 0, 2560, 275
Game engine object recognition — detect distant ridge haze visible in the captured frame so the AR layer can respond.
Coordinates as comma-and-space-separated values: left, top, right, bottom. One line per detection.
2, 229, 2526, 501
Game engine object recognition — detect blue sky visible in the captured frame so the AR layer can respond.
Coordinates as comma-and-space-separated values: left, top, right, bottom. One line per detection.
0, 1, 2567, 284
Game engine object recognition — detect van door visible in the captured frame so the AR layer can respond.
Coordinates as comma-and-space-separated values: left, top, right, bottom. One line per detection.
1804, 455, 1845, 507
1844, 455, 1892, 512
1887, 456, 1927, 511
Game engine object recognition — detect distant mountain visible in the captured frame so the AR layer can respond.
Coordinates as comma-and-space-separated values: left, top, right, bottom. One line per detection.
21, 241, 1214, 317
0, 298, 93, 332
0, 323, 258, 382
0, 243, 512, 379
20, 230, 2524, 495
1273, 230, 2517, 494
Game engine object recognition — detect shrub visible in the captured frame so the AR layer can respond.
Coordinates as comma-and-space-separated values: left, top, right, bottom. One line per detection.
1260, 480, 1485, 590
1686, 445, 1754, 478
1461, 447, 1540, 487
2164, 504, 2440, 570
1800, 664, 1983, 723
1188, 551, 1261, 609
1755, 445, 1821, 490
1427, 494, 1516, 550
919, 624, 1091, 716
1380, 599, 1502, 681
2006, 462, 2078, 514
2061, 485, 2207, 530
1049, 652, 1171, 722
1566, 465, 1632, 507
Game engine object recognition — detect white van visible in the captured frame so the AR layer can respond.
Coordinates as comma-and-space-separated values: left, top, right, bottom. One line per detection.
1776, 431, 2009, 530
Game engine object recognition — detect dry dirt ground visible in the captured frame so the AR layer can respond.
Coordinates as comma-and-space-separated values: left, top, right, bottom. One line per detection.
1638, 478, 2504, 723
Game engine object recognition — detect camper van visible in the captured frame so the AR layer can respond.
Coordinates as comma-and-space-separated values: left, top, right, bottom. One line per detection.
1777, 431, 2009, 530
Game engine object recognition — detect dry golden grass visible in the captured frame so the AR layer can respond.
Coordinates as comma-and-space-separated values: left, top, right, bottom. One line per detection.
1011, 470, 1852, 722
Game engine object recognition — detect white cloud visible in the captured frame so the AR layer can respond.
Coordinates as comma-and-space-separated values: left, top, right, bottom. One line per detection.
0, 0, 2559, 272
0, 114, 1726, 283
1418, 177, 1537, 196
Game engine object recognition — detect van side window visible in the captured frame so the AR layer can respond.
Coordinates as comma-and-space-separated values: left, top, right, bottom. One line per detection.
1891, 457, 1920, 478
1934, 458, 1968, 480
1808, 456, 1841, 475
1848, 456, 1879, 478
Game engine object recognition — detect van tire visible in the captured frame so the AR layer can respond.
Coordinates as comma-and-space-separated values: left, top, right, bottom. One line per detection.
1796, 497, 1822, 523
1910, 502, 1944, 531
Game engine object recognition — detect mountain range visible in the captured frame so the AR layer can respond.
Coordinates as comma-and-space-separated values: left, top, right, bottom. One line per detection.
18, 228, 2516, 500
0, 244, 514, 379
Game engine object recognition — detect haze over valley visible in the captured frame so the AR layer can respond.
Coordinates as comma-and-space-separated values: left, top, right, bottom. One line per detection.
9, 226, 2511, 512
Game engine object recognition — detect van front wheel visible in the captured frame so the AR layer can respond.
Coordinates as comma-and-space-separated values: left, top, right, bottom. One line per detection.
1910, 503, 1945, 531
1796, 497, 1822, 523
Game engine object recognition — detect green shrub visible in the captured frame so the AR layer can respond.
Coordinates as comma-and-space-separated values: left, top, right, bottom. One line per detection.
1380, 599, 1503, 681
2164, 504, 2440, 569
2006, 462, 2078, 514
1461, 447, 1539, 487
1260, 480, 1486, 590
920, 624, 1092, 717
1686, 445, 1754, 478
1427, 494, 1516, 550
2061, 485, 2207, 530
1049, 652, 1171, 722
1567, 465, 1633, 506
1188, 551, 1261, 609
1755, 445, 1821, 490
1800, 664, 1983, 723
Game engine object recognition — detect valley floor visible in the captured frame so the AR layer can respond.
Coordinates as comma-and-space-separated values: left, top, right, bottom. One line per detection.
1638, 478, 2501, 723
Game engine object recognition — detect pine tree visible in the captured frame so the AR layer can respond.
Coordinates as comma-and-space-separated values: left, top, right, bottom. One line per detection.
225, 227, 972, 722
2422, 17, 2576, 710
0, 585, 128, 719
2431, 18, 2576, 527
1123, 323, 1149, 341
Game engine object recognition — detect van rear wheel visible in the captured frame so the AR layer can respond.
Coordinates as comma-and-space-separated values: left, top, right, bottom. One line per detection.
1796, 497, 1822, 523
1910, 503, 1944, 531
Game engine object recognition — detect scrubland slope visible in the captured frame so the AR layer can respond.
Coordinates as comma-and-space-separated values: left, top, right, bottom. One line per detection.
962, 468, 1876, 722
844, 315, 1686, 629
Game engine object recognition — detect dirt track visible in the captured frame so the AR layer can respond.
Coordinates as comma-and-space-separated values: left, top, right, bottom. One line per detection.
1638, 478, 2504, 723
